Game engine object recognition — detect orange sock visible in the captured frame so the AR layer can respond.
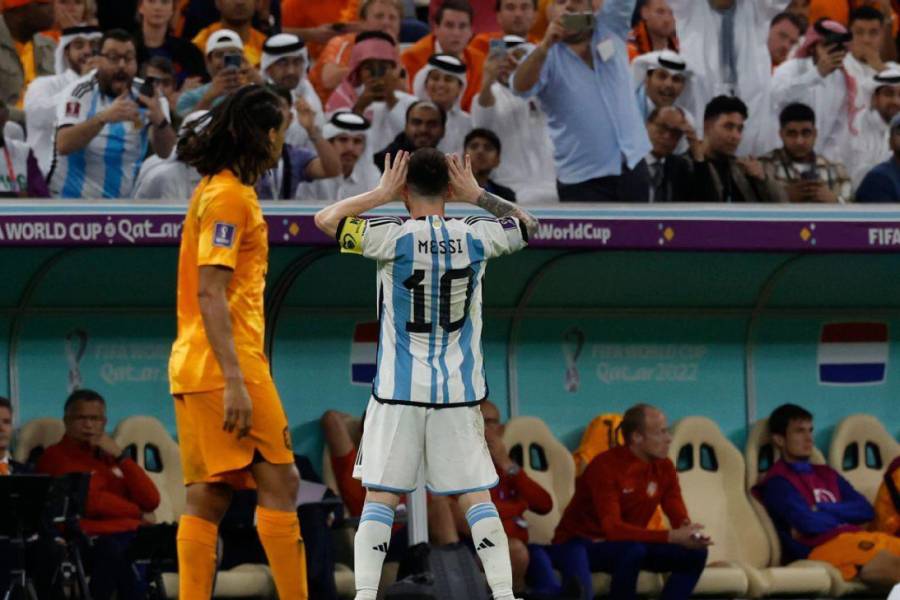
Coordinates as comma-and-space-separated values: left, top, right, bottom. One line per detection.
177, 514, 218, 600
256, 506, 308, 599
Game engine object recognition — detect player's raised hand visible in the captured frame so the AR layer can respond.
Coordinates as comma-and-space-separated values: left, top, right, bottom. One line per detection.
223, 378, 253, 439
377, 151, 409, 200
447, 153, 483, 203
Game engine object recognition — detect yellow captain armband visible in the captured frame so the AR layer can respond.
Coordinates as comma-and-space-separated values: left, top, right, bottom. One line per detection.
338, 217, 367, 254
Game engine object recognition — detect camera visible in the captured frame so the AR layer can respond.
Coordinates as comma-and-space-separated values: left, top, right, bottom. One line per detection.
223, 53, 242, 69
561, 12, 595, 33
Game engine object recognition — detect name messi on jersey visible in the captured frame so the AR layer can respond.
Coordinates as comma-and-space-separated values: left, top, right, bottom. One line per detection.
418, 239, 464, 254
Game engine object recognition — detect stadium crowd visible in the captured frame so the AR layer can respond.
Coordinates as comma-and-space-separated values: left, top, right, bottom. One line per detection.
3, 0, 900, 203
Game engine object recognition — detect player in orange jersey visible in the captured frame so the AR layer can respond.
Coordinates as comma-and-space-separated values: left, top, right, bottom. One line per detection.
169, 85, 307, 600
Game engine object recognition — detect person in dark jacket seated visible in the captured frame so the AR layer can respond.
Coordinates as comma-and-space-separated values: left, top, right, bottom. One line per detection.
464, 128, 517, 202
856, 113, 900, 202
374, 100, 445, 170
756, 403, 900, 588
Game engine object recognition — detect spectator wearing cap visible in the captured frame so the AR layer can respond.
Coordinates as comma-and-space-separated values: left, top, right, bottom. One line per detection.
262, 33, 326, 149
373, 100, 445, 170
51, 29, 175, 199
191, 0, 266, 66
512, 0, 652, 203
0, 0, 56, 123
844, 7, 896, 112
463, 128, 517, 201
135, 0, 205, 86
413, 54, 472, 153
257, 87, 341, 199
24, 24, 100, 174
759, 102, 851, 202
472, 35, 557, 202
468, 0, 540, 57
857, 112, 900, 201
848, 68, 900, 187
772, 19, 857, 163
402, 0, 485, 111
691, 95, 779, 202
632, 50, 701, 124
296, 111, 381, 200
0, 99, 49, 197
133, 109, 206, 199
768, 12, 804, 68
670, 0, 787, 156
176, 29, 262, 118
645, 106, 702, 202
309, 0, 403, 104
328, 31, 418, 154
627, 0, 679, 62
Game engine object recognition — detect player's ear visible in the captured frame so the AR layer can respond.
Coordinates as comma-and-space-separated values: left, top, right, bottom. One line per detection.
401, 185, 409, 200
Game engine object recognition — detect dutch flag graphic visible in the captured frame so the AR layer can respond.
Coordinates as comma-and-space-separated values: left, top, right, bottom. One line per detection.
818, 322, 889, 385
350, 321, 379, 385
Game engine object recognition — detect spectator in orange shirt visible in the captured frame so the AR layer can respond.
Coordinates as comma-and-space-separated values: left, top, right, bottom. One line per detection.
192, 0, 267, 66
627, 0, 678, 62
37, 389, 161, 600
309, 0, 403, 104
874, 456, 900, 536
0, 0, 55, 121
401, 0, 486, 110
529, 404, 710, 600
469, 0, 540, 57
43, 0, 96, 43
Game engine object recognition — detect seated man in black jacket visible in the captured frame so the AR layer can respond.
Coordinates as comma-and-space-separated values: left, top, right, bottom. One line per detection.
464, 128, 517, 202
374, 101, 445, 170
645, 106, 699, 203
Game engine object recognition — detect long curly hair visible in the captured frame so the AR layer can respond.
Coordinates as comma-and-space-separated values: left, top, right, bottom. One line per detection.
177, 85, 284, 186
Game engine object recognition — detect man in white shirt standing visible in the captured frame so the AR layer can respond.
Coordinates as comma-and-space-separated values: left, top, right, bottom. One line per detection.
296, 111, 381, 201
772, 19, 855, 163
472, 35, 556, 202
24, 24, 101, 175
670, 0, 790, 156
261, 33, 326, 149
848, 68, 900, 189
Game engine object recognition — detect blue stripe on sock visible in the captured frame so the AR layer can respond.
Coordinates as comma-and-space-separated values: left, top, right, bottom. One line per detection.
360, 502, 395, 528
466, 503, 499, 527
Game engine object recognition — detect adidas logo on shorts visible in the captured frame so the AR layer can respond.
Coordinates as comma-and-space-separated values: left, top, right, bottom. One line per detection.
372, 543, 389, 553
476, 538, 495, 550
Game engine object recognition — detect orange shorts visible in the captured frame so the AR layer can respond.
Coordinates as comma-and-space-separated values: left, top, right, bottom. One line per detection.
809, 531, 900, 581
173, 377, 294, 489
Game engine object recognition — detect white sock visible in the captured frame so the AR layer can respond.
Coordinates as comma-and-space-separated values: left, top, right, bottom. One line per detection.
354, 502, 394, 600
467, 502, 515, 600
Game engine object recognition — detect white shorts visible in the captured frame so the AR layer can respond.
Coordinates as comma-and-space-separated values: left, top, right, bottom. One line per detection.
353, 397, 499, 495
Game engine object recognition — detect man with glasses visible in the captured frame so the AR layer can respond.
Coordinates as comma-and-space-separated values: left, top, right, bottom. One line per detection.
51, 28, 175, 199
37, 389, 161, 600
644, 105, 702, 202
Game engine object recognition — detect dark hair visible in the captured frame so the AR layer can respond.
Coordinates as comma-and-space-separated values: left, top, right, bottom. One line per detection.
64, 389, 105, 414
849, 5, 885, 26
435, 0, 474, 25
464, 127, 501, 154
779, 102, 816, 128
647, 104, 685, 124
265, 83, 292, 106
100, 28, 136, 52
620, 403, 653, 444
768, 403, 813, 437
142, 56, 174, 77
770, 11, 804, 33
704, 95, 748, 122
406, 100, 447, 127
495, 0, 537, 14
0, 396, 11, 415
407, 148, 450, 196
178, 85, 284, 185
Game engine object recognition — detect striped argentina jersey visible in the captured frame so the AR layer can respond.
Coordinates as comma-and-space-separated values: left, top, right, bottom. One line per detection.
50, 74, 171, 199
338, 214, 528, 406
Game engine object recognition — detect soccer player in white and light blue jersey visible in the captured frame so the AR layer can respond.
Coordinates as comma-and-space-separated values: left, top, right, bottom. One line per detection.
315, 149, 539, 600
50, 30, 175, 199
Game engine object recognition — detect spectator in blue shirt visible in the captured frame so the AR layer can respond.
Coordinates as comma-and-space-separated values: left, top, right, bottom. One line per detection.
856, 113, 900, 203
511, 0, 651, 202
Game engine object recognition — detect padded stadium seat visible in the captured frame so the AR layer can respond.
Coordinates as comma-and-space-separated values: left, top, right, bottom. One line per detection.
744, 418, 872, 597
829, 414, 900, 503
113, 416, 185, 523
13, 417, 64, 464
503, 417, 664, 597
671, 416, 832, 598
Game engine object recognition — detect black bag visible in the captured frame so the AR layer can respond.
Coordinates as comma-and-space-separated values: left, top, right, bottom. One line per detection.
385, 542, 490, 600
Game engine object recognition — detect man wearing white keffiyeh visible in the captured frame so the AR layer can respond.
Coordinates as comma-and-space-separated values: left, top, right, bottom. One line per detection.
847, 68, 900, 190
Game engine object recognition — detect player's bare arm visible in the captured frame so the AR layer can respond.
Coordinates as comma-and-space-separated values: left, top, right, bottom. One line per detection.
197, 265, 253, 438
314, 150, 411, 238
447, 153, 540, 239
